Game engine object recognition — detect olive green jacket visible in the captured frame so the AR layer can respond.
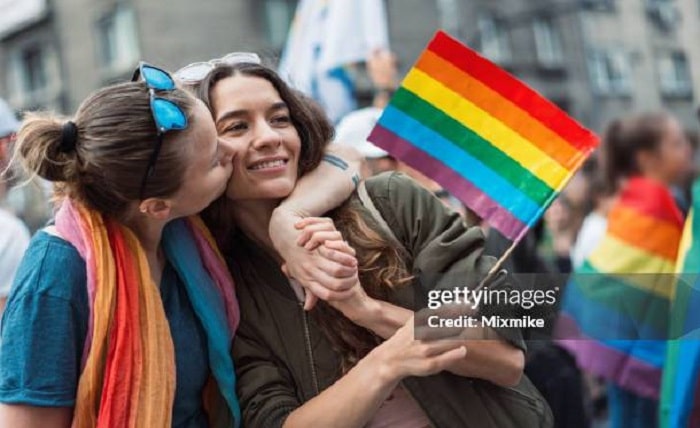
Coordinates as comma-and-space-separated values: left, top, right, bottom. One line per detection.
229, 172, 553, 428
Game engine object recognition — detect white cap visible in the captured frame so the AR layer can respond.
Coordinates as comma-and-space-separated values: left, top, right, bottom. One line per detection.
0, 98, 19, 138
334, 107, 389, 159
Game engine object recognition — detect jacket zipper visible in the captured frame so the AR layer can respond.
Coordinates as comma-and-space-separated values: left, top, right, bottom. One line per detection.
300, 302, 321, 395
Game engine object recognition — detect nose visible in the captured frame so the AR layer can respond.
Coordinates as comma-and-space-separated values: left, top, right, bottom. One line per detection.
252, 119, 281, 151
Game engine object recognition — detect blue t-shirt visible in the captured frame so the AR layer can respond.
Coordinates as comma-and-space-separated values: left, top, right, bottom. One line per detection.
0, 231, 211, 428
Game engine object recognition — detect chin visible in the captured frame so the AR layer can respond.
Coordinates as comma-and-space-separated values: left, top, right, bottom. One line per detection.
266, 185, 295, 200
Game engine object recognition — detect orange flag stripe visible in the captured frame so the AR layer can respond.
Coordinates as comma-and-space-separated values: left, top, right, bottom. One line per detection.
607, 205, 683, 261
415, 50, 583, 171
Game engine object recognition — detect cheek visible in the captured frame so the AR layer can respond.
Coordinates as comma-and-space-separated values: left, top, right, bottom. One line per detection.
670, 144, 689, 165
287, 129, 302, 157
220, 136, 247, 158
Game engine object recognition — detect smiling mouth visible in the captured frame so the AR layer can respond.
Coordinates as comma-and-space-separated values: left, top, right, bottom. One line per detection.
249, 159, 288, 171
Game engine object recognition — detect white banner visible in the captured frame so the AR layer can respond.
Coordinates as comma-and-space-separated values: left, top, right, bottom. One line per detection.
279, 0, 390, 122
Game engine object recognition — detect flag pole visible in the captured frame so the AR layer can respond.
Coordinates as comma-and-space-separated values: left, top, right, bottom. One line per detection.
474, 239, 518, 292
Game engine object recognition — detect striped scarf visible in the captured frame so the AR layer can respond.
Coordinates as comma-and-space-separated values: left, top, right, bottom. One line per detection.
55, 200, 241, 428
556, 176, 684, 399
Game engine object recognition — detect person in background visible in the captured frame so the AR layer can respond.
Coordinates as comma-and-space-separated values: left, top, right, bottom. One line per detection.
570, 170, 615, 269
334, 106, 397, 177
0, 98, 30, 316
0, 98, 51, 234
333, 105, 466, 216
366, 49, 398, 110
558, 112, 693, 428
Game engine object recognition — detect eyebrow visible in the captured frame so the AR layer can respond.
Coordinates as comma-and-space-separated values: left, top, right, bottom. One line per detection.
268, 102, 288, 114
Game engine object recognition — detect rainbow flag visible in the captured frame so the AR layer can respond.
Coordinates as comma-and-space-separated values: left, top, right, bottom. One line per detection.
661, 178, 700, 428
367, 30, 598, 242
557, 177, 684, 399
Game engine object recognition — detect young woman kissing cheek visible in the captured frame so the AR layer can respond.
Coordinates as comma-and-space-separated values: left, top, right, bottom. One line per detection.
212, 74, 301, 204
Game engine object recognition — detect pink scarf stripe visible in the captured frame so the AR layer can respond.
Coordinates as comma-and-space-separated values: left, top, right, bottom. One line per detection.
186, 216, 239, 334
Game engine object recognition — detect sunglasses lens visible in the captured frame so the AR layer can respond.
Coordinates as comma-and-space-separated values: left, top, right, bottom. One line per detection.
151, 98, 187, 131
141, 64, 176, 91
174, 63, 212, 83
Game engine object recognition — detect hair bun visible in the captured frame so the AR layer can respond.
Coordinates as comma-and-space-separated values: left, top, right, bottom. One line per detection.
60, 121, 78, 153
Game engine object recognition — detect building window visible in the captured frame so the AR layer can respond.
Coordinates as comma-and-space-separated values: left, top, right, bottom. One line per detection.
477, 13, 511, 64
588, 49, 632, 95
581, 0, 616, 11
533, 18, 563, 67
437, 0, 461, 36
7, 42, 61, 107
19, 45, 47, 92
263, 0, 298, 50
657, 51, 692, 97
96, 5, 140, 74
646, 0, 679, 31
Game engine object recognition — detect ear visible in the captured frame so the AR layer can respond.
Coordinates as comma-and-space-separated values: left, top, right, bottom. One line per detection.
138, 198, 173, 220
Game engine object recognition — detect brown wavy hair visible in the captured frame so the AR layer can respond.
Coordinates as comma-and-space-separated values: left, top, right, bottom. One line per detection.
193, 62, 412, 371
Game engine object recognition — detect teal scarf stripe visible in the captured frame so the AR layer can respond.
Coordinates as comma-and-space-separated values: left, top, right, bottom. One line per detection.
163, 219, 241, 428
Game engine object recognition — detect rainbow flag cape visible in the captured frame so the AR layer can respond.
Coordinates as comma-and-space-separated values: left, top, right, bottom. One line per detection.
367, 30, 598, 242
661, 178, 700, 427
557, 177, 684, 399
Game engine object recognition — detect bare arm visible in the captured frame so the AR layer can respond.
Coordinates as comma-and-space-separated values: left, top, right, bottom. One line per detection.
283, 317, 466, 428
283, 349, 396, 428
334, 291, 524, 387
269, 145, 363, 309
270, 144, 362, 226
0, 404, 72, 428
293, 230, 525, 387
337, 298, 525, 386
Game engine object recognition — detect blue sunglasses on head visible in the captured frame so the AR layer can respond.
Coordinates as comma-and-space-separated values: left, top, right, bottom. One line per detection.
131, 62, 188, 199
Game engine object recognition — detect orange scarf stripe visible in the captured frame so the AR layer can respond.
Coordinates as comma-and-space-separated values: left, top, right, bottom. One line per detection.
70, 206, 175, 428
73, 205, 115, 428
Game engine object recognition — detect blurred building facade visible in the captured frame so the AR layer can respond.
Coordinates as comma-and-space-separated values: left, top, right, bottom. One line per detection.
0, 0, 699, 132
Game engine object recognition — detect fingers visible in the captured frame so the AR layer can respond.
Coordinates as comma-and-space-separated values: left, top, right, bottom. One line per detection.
295, 217, 333, 230
295, 218, 336, 247
416, 339, 466, 358
322, 240, 356, 257
304, 291, 318, 311
429, 346, 467, 370
312, 256, 357, 279
303, 231, 344, 251
385, 318, 468, 377
302, 279, 357, 302
317, 244, 357, 269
